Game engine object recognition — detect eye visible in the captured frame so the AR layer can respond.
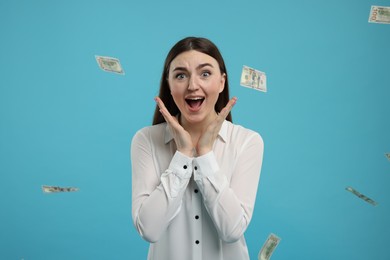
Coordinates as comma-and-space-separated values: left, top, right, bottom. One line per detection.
201, 71, 211, 77
175, 73, 187, 80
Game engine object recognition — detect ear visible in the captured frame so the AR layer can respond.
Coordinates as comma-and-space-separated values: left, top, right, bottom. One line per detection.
219, 73, 226, 93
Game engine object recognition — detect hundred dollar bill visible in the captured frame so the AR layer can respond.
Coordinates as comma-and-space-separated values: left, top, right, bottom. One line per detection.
95, 55, 125, 75
258, 233, 281, 260
368, 6, 390, 24
240, 65, 267, 92
345, 186, 377, 206
385, 153, 390, 161
42, 185, 79, 193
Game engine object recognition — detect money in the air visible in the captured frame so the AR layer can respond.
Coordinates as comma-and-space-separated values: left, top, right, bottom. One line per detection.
95, 55, 125, 75
42, 185, 79, 193
385, 153, 390, 161
258, 233, 281, 260
345, 186, 377, 206
240, 65, 267, 92
368, 6, 390, 24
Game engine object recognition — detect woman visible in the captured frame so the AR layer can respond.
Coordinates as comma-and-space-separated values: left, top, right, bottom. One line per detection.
131, 37, 264, 260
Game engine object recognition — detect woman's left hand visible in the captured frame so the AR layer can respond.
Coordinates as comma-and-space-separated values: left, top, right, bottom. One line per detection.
196, 97, 237, 156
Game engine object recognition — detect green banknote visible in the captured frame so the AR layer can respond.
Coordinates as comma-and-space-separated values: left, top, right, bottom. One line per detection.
42, 185, 79, 193
95, 55, 125, 75
369, 6, 390, 24
346, 186, 377, 206
258, 233, 281, 260
240, 65, 267, 92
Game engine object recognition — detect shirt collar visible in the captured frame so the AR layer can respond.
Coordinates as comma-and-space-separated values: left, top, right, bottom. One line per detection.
164, 120, 228, 144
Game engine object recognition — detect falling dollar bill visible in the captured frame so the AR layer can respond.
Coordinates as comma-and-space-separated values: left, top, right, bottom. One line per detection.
240, 65, 267, 92
42, 185, 79, 193
345, 186, 377, 206
368, 6, 390, 24
385, 153, 390, 161
95, 55, 125, 75
258, 233, 281, 260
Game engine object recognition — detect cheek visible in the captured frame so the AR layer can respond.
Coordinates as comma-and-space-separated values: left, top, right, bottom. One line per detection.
169, 80, 188, 95
169, 86, 185, 104
208, 79, 224, 95
169, 85, 180, 96
168, 81, 176, 95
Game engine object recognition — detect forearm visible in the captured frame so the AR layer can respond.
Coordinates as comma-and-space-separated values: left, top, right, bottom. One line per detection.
194, 165, 250, 242
132, 151, 193, 242
133, 182, 186, 243
194, 134, 263, 242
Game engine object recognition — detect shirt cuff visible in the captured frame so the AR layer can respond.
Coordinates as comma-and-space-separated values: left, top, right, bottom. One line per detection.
160, 151, 193, 199
193, 151, 220, 180
193, 151, 227, 196
168, 151, 193, 179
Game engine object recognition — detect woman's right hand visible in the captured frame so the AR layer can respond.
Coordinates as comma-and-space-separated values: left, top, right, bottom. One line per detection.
155, 97, 194, 157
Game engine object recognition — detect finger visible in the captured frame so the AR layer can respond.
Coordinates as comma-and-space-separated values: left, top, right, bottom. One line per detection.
155, 97, 172, 121
155, 97, 180, 126
219, 97, 237, 119
155, 96, 168, 111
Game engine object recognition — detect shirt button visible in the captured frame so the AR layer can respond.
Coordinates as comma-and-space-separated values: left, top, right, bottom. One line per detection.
195, 215, 199, 220
194, 166, 198, 170
195, 240, 200, 244
194, 189, 198, 193
183, 165, 187, 169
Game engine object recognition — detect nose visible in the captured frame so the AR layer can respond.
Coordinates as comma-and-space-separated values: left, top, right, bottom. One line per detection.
187, 76, 199, 91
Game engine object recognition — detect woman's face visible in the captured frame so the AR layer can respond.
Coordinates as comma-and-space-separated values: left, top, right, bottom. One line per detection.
167, 50, 226, 127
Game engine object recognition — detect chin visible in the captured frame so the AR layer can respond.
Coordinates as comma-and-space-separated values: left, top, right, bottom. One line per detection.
181, 113, 206, 124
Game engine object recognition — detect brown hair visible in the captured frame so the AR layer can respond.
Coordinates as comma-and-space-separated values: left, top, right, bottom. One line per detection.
152, 37, 232, 125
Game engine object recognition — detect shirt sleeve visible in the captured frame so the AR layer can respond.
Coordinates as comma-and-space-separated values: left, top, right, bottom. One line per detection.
193, 133, 264, 243
131, 129, 193, 243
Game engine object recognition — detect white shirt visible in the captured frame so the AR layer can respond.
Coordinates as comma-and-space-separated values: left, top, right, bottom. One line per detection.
131, 120, 264, 260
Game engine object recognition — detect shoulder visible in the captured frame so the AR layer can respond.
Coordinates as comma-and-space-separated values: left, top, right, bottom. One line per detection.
224, 121, 264, 146
134, 123, 167, 135
132, 123, 167, 143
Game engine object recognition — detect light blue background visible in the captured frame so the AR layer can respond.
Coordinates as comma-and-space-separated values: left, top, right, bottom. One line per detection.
1, 0, 389, 259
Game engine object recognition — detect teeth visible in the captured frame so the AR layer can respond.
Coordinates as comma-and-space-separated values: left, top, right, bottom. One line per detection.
187, 97, 204, 100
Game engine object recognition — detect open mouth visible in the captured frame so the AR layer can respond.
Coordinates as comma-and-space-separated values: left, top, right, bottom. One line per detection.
185, 97, 205, 110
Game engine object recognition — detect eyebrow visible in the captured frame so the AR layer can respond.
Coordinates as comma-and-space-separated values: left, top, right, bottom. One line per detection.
197, 63, 214, 69
172, 63, 214, 72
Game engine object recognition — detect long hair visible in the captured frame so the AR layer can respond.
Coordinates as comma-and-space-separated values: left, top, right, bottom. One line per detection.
152, 37, 232, 125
